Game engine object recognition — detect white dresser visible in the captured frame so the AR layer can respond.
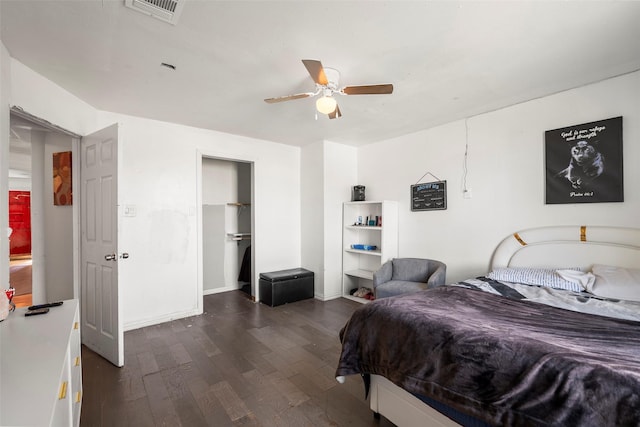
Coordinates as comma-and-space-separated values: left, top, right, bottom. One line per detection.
0, 299, 82, 427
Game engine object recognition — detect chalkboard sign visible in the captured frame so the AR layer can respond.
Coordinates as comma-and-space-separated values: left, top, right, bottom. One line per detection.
411, 181, 447, 211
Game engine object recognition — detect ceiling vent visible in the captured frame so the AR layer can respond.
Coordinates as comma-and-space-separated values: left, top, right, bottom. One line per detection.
124, 0, 185, 25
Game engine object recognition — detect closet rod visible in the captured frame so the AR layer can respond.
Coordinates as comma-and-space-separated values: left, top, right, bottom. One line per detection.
227, 232, 251, 241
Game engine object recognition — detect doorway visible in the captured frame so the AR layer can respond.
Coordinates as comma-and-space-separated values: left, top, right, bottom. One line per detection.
8, 111, 77, 307
200, 156, 254, 299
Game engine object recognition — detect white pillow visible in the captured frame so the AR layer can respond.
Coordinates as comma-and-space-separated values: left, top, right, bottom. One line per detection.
590, 264, 640, 302
487, 267, 584, 292
555, 269, 595, 292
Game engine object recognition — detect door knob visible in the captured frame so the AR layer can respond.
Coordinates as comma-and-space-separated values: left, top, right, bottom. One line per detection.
104, 254, 116, 261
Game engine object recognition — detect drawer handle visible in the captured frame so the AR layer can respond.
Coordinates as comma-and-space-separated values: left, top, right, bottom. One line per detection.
75, 356, 81, 366
75, 391, 82, 403
59, 381, 68, 399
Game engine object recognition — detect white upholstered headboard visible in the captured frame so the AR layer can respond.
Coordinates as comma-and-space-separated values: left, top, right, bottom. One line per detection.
491, 226, 640, 271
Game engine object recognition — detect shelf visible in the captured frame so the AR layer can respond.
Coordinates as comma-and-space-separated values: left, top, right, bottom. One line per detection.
343, 294, 372, 304
346, 225, 382, 230
342, 200, 398, 302
344, 269, 374, 280
344, 201, 387, 205
345, 248, 382, 256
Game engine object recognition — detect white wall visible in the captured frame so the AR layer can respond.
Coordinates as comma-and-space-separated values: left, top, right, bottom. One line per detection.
95, 111, 301, 329
10, 59, 98, 135
202, 204, 227, 291
322, 142, 357, 299
29, 131, 46, 303
43, 133, 74, 302
202, 158, 239, 204
8, 58, 301, 331
301, 142, 324, 297
202, 158, 237, 292
358, 71, 640, 284
300, 141, 357, 300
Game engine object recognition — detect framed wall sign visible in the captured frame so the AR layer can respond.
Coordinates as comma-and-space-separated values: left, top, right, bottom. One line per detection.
411, 180, 447, 211
545, 117, 623, 204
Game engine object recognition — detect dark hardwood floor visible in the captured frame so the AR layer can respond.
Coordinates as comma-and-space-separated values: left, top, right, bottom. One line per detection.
80, 291, 395, 426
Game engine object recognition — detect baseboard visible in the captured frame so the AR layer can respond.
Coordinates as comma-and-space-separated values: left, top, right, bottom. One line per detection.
124, 307, 202, 331
125, 287, 248, 330
314, 292, 342, 301
203, 285, 241, 296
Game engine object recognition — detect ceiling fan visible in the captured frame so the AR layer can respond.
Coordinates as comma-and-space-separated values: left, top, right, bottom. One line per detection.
264, 59, 393, 119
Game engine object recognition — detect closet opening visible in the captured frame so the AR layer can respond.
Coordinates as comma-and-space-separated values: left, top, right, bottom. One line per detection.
201, 157, 254, 300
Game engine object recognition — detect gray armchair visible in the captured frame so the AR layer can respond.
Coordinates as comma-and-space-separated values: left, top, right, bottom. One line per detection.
373, 258, 446, 298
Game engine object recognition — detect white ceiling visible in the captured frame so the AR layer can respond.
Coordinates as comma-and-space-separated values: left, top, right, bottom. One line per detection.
2, 1, 640, 147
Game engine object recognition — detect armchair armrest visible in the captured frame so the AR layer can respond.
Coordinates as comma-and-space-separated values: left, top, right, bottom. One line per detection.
426, 263, 447, 289
373, 260, 393, 288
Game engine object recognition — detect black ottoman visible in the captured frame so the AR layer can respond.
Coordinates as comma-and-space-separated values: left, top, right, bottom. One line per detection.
259, 268, 314, 307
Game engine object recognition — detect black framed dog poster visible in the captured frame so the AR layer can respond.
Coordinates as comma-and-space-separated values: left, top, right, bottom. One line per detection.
545, 116, 623, 204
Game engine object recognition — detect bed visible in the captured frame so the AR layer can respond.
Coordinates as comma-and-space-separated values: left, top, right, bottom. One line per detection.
335, 225, 640, 427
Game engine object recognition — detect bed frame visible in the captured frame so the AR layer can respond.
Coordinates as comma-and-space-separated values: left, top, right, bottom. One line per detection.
368, 225, 640, 427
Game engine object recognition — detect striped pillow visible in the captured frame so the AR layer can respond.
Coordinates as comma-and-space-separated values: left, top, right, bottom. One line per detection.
487, 267, 583, 292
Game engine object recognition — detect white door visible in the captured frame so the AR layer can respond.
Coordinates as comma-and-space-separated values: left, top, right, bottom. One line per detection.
80, 124, 123, 367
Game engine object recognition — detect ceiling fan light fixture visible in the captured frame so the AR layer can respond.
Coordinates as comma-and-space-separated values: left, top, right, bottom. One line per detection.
264, 59, 394, 119
316, 96, 337, 115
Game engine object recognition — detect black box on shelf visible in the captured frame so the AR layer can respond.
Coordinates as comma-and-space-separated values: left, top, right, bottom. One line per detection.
259, 268, 314, 307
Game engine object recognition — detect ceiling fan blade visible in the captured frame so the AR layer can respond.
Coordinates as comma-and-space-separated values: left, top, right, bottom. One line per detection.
264, 92, 314, 104
302, 59, 328, 86
343, 84, 394, 95
328, 104, 342, 120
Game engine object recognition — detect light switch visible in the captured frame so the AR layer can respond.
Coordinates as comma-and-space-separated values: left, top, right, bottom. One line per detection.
124, 205, 137, 217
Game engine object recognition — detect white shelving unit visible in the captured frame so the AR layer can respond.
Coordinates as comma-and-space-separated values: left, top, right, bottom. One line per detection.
342, 201, 398, 302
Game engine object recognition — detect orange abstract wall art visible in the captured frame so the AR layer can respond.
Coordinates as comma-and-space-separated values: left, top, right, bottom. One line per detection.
53, 151, 72, 206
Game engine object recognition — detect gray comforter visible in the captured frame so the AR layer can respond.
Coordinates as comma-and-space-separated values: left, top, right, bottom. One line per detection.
336, 285, 640, 426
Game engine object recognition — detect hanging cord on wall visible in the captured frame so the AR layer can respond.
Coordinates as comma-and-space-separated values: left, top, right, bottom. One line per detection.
414, 171, 442, 184
462, 118, 470, 193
